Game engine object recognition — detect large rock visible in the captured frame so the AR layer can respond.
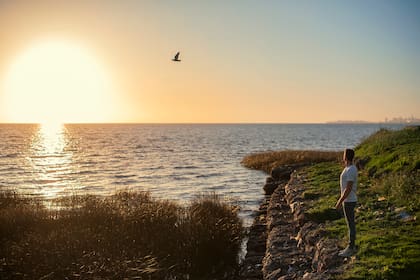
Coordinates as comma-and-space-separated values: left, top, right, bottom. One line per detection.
270, 166, 293, 181
264, 176, 278, 195
312, 238, 342, 272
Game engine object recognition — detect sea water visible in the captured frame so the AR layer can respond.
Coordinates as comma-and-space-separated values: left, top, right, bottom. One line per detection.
0, 123, 403, 227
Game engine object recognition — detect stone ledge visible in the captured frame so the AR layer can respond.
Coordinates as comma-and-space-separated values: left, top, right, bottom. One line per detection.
263, 169, 347, 280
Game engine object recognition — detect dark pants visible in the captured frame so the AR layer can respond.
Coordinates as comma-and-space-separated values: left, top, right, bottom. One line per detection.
343, 202, 356, 248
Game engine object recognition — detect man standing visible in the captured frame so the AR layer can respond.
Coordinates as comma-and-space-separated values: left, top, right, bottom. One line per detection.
336, 148, 358, 257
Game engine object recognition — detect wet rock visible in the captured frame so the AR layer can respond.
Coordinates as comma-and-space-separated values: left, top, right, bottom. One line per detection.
302, 271, 329, 280
271, 166, 293, 181
264, 177, 278, 195
240, 196, 270, 279
265, 267, 282, 280
297, 222, 328, 252
312, 238, 341, 272
266, 176, 275, 184
262, 253, 281, 279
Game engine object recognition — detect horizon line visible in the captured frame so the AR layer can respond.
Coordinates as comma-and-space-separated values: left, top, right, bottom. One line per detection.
0, 121, 414, 125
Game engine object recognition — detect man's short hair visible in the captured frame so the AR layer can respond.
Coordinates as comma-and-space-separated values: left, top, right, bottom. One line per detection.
344, 148, 355, 161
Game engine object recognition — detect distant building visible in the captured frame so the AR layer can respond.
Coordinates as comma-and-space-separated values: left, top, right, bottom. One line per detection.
384, 116, 420, 124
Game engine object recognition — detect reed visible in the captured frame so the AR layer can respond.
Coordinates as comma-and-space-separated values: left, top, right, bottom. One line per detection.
241, 150, 341, 173
0, 191, 243, 279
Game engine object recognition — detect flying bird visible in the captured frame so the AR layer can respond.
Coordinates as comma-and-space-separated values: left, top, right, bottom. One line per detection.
172, 52, 181, 62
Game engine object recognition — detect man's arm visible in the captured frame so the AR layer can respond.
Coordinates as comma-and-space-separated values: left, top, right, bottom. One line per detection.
335, 181, 353, 210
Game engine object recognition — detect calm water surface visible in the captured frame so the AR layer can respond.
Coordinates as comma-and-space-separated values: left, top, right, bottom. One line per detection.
0, 123, 402, 226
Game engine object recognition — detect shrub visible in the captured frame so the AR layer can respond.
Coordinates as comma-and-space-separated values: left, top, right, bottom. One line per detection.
377, 172, 420, 211
182, 194, 244, 276
0, 191, 243, 279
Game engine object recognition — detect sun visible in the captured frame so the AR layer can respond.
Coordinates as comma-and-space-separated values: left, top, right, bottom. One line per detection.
2, 39, 117, 124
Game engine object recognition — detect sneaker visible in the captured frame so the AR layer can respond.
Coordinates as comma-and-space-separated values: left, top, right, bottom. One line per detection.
338, 246, 355, 257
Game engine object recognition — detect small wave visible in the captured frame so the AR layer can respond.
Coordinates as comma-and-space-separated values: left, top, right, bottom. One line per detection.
136, 174, 164, 180
114, 174, 136, 179
223, 178, 240, 184
0, 166, 22, 172
90, 153, 103, 157
30, 155, 65, 159
80, 160, 107, 165
113, 179, 139, 185
174, 165, 199, 170
71, 170, 97, 175
34, 179, 59, 184
111, 155, 129, 160
1, 153, 19, 158
195, 172, 223, 178
79, 186, 100, 191
172, 176, 190, 181
139, 166, 165, 172
135, 144, 149, 149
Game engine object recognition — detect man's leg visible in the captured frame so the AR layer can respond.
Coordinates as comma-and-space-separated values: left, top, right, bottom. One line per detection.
343, 202, 356, 249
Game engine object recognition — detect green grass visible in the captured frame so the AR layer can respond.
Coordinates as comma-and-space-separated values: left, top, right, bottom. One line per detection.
304, 126, 420, 279
356, 126, 420, 177
303, 162, 343, 223
355, 126, 420, 213
0, 191, 244, 279
303, 162, 420, 280
242, 126, 420, 279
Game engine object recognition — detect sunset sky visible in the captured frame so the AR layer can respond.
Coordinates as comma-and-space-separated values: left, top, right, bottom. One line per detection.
0, 0, 419, 123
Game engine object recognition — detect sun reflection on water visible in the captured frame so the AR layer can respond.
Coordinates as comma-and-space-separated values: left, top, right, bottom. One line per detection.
30, 123, 74, 198
35, 123, 66, 153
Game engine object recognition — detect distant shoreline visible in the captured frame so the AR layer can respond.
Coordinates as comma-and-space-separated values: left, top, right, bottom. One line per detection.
327, 122, 420, 124
0, 122, 416, 125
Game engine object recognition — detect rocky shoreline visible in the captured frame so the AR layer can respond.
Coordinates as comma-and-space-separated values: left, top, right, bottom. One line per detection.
240, 165, 350, 280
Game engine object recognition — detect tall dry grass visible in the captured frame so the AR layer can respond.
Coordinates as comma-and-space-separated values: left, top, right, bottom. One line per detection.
0, 191, 243, 279
241, 150, 342, 173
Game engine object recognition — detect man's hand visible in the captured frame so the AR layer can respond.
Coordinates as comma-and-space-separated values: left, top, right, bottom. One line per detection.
336, 181, 353, 210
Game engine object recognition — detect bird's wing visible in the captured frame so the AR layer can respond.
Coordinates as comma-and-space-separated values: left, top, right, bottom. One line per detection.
174, 52, 180, 60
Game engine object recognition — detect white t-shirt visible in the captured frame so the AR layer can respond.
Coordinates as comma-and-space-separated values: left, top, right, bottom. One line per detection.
340, 165, 358, 202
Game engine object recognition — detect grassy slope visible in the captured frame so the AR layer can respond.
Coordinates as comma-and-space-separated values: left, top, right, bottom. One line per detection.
243, 126, 420, 279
